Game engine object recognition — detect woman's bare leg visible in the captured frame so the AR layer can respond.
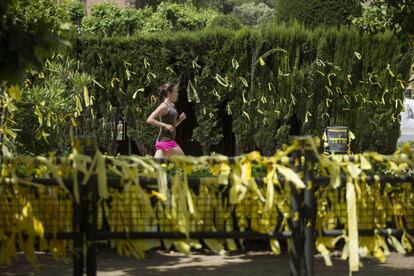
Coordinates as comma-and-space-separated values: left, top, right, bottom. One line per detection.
164, 145, 184, 157
154, 149, 164, 158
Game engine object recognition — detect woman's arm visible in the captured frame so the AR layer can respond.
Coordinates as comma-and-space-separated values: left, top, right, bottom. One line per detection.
174, 120, 183, 127
147, 103, 174, 132
174, 112, 186, 127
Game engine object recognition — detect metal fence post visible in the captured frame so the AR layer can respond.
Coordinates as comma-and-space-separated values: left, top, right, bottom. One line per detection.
73, 186, 84, 276
86, 176, 98, 276
303, 142, 316, 276
84, 137, 98, 276
73, 136, 98, 276
73, 137, 85, 276
289, 148, 302, 276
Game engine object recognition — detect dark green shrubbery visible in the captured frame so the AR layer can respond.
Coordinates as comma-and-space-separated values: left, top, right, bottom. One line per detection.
209, 15, 242, 30
78, 24, 411, 155
275, 0, 361, 28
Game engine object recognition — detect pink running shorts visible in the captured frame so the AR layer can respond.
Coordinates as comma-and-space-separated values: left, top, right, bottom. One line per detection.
155, 140, 178, 151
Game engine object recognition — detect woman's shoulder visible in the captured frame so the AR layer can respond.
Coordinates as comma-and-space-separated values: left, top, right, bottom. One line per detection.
164, 102, 176, 110
157, 102, 169, 114
159, 102, 170, 108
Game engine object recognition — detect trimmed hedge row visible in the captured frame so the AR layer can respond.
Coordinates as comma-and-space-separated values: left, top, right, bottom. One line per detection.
77, 24, 412, 155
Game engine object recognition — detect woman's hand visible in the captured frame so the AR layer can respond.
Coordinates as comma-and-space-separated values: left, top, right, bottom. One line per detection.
164, 124, 175, 132
179, 112, 186, 122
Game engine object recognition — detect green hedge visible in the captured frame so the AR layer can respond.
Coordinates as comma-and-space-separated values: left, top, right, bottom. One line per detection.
77, 23, 411, 155
275, 0, 362, 28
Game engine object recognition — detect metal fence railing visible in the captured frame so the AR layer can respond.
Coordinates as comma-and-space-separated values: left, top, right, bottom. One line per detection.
1, 137, 414, 276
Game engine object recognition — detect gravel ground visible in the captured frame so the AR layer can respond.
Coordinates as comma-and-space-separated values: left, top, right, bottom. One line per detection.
1, 250, 414, 276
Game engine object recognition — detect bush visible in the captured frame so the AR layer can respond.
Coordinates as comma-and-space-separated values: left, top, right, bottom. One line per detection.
209, 15, 242, 30
352, 1, 414, 35
275, 0, 361, 28
15, 55, 94, 155
5, 0, 70, 34
65, 0, 86, 27
352, 4, 392, 34
80, 2, 218, 36
77, 24, 411, 155
144, 2, 218, 32
81, 3, 148, 36
0, 0, 72, 83
232, 2, 274, 26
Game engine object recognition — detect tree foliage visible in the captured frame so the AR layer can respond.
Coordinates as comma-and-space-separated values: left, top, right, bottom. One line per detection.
80, 2, 218, 36
352, 0, 414, 35
275, 0, 361, 28
209, 15, 243, 30
232, 2, 274, 26
0, 0, 70, 83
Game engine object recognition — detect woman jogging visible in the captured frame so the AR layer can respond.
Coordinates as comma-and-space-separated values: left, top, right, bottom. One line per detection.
146, 82, 186, 158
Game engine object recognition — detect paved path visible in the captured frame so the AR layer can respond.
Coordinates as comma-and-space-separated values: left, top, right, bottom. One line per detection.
1, 251, 414, 275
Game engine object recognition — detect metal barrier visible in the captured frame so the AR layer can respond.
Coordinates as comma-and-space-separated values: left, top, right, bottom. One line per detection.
1, 137, 414, 276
